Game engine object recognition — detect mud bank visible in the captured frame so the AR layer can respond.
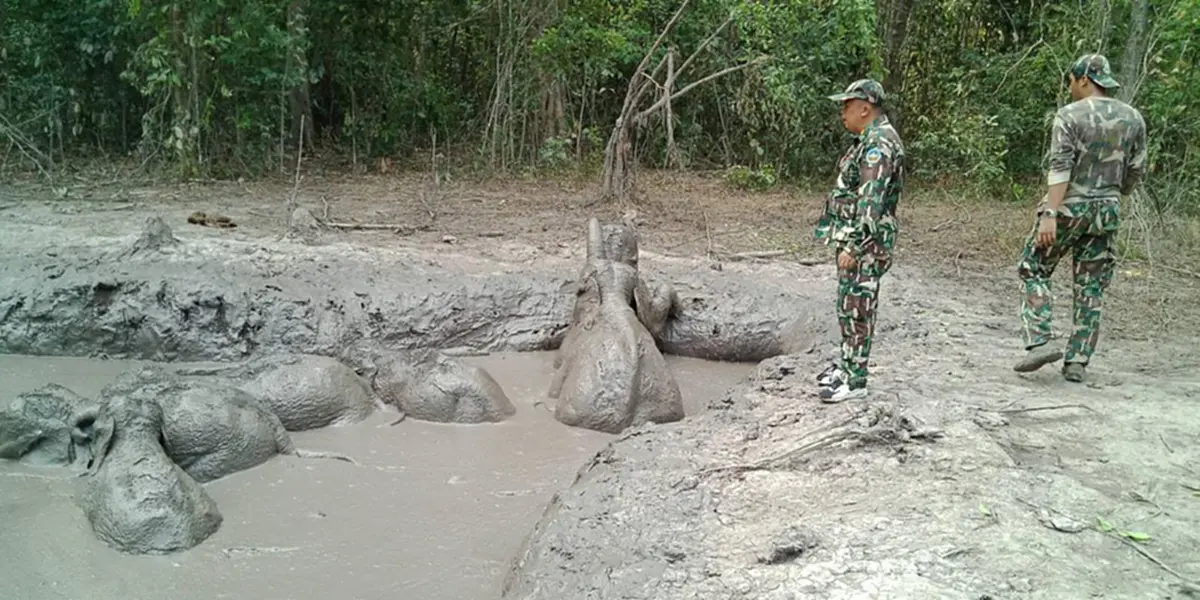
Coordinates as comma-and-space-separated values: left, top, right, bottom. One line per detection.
0, 351, 752, 600
0, 217, 833, 363
503, 348, 1200, 599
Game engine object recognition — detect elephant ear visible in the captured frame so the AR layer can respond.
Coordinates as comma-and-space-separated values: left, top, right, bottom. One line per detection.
73, 406, 115, 477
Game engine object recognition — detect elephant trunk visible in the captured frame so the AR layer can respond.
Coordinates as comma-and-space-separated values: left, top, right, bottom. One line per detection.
586, 217, 602, 262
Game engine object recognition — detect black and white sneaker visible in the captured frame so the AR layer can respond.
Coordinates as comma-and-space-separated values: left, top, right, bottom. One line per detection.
816, 363, 842, 387
819, 381, 868, 403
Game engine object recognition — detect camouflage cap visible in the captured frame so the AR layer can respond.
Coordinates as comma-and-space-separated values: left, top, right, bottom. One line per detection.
1069, 54, 1121, 89
828, 78, 886, 107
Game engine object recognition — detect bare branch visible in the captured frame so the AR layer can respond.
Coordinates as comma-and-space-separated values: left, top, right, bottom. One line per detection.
630, 0, 692, 85
636, 57, 768, 122
675, 14, 735, 77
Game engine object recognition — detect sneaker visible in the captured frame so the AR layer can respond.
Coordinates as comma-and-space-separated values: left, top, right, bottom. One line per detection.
1012, 345, 1064, 373
1062, 362, 1086, 383
819, 381, 868, 403
816, 363, 841, 386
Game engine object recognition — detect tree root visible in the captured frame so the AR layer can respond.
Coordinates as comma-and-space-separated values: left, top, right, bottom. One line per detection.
698, 406, 943, 476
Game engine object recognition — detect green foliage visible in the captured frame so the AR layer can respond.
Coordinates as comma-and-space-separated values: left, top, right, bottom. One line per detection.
0, 0, 1196, 213
724, 164, 778, 192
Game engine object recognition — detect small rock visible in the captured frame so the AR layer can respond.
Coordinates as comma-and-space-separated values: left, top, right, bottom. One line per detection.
441, 234, 457, 244
758, 524, 819, 565
1008, 578, 1034, 593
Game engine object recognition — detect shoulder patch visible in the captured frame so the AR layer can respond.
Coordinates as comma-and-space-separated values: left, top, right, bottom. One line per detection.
864, 147, 883, 166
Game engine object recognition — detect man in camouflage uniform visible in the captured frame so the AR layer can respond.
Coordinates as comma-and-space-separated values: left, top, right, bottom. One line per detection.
1013, 54, 1147, 381
814, 78, 906, 403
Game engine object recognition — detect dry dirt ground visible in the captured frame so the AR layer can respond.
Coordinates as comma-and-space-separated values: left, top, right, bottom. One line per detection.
2, 169, 1199, 598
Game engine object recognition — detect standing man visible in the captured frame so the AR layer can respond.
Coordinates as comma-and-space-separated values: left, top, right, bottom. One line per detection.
1013, 54, 1147, 382
814, 78, 906, 403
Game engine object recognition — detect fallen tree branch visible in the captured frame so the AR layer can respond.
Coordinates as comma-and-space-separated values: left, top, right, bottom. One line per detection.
324, 221, 431, 234
698, 407, 942, 476
1017, 497, 1200, 590
710, 250, 824, 266
987, 403, 1097, 416
1158, 264, 1200, 280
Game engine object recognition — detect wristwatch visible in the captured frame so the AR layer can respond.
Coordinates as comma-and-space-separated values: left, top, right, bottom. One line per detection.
1039, 208, 1059, 218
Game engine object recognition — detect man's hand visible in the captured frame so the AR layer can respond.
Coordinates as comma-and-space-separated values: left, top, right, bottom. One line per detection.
838, 251, 857, 270
1035, 215, 1057, 249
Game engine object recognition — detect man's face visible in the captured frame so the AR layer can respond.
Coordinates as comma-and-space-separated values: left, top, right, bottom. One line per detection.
839, 99, 874, 134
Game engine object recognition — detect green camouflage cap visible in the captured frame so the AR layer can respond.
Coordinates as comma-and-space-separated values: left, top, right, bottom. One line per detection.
1069, 54, 1120, 89
828, 78, 886, 107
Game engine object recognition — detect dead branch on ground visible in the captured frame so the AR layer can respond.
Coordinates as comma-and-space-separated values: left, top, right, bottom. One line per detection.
978, 403, 1097, 416
1158, 264, 1200, 280
597, 0, 768, 205
1018, 497, 1200, 591
709, 249, 824, 266
324, 221, 431, 235
698, 406, 943, 476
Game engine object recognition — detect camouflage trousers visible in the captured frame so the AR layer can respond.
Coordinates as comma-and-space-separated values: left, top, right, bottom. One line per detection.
1017, 200, 1119, 365
837, 248, 893, 387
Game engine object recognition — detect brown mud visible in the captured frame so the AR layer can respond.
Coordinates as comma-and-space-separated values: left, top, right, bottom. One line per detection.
1, 172, 1199, 599
0, 352, 751, 600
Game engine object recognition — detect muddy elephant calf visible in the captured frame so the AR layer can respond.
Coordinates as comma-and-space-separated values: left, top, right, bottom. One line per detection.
100, 366, 352, 483
0, 384, 94, 468
549, 218, 684, 434
181, 353, 379, 431
342, 346, 516, 424
78, 392, 222, 555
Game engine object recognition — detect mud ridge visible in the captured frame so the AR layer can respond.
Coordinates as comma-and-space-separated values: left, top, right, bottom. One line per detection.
0, 217, 832, 363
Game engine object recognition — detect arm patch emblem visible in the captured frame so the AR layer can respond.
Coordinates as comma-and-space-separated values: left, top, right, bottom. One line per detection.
864, 148, 883, 167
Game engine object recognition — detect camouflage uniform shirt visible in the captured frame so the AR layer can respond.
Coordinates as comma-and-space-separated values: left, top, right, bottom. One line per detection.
1047, 96, 1148, 206
816, 115, 905, 257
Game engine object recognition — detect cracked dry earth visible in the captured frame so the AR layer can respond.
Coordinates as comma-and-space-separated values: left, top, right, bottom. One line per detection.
1, 194, 1198, 600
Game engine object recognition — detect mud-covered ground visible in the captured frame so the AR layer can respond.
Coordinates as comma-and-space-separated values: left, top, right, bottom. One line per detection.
1, 171, 1199, 599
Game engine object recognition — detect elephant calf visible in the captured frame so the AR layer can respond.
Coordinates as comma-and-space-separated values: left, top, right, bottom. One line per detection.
182, 353, 378, 431
549, 218, 684, 434
346, 347, 516, 424
0, 384, 93, 468
100, 366, 352, 483
79, 392, 222, 555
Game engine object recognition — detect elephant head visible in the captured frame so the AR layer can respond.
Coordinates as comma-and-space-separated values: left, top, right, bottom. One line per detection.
72, 405, 114, 476
73, 395, 164, 477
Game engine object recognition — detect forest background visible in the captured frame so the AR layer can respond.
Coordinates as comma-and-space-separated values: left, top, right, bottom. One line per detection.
2, 0, 1197, 305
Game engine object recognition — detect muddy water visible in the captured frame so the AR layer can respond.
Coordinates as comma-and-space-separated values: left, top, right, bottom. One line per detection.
0, 351, 751, 600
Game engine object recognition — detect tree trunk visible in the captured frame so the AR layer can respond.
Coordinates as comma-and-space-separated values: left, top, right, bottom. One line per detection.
664, 48, 681, 170
1118, 0, 1149, 102
600, 116, 636, 204
169, 5, 199, 176
287, 0, 314, 152
876, 0, 917, 133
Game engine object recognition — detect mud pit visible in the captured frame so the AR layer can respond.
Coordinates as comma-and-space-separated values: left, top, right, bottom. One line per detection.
2, 192, 1200, 600
0, 352, 748, 600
